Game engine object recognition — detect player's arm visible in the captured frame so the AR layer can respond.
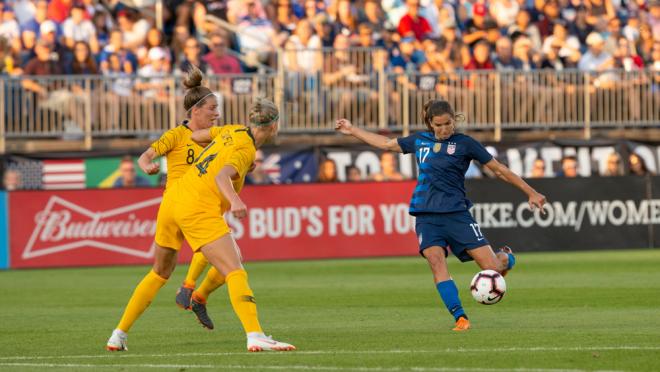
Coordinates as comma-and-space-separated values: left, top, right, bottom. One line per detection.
138, 147, 161, 175
484, 158, 547, 212
335, 119, 402, 153
215, 165, 247, 219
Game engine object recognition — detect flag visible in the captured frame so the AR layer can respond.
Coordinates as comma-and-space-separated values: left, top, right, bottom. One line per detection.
42, 159, 86, 190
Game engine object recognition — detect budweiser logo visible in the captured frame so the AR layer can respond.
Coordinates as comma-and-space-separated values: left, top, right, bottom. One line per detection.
23, 195, 163, 260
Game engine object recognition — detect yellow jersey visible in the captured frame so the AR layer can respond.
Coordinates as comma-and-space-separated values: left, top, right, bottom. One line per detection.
149, 121, 205, 190
171, 124, 255, 213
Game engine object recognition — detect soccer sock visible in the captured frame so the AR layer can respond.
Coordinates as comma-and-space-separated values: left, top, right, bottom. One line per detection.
193, 266, 226, 302
226, 269, 263, 334
436, 279, 467, 321
183, 253, 209, 288
117, 269, 167, 332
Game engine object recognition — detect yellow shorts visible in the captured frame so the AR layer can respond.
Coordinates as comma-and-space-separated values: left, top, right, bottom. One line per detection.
154, 198, 184, 250
158, 194, 231, 252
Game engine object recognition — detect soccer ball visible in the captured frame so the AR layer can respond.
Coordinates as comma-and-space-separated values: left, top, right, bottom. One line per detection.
470, 270, 506, 305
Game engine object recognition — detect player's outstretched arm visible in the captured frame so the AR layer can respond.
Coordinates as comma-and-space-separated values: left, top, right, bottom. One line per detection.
484, 158, 547, 213
335, 119, 402, 153
138, 148, 161, 175
215, 165, 248, 219
191, 129, 212, 147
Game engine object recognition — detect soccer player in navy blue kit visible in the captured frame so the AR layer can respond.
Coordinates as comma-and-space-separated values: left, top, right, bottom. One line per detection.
335, 99, 547, 331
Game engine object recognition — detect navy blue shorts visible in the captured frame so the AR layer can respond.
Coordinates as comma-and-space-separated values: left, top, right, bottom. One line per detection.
415, 211, 489, 262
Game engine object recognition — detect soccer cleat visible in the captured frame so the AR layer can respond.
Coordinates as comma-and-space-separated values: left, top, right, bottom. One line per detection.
106, 329, 128, 351
175, 284, 195, 310
191, 296, 214, 330
247, 334, 296, 352
452, 316, 470, 332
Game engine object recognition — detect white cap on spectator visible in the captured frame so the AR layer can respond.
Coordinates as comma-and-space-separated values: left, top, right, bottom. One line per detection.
586, 32, 604, 46
40, 20, 57, 35
148, 47, 168, 61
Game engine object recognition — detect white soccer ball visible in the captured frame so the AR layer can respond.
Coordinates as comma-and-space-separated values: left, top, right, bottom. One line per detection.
470, 270, 506, 305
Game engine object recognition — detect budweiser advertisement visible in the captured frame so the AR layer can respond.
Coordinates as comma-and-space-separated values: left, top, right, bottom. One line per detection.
8, 183, 420, 268
1, 192, 8, 269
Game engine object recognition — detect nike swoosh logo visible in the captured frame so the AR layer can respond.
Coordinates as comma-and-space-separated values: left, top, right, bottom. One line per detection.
487, 295, 501, 301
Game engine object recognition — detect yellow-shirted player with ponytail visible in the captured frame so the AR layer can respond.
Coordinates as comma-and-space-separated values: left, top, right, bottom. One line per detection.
106, 88, 295, 351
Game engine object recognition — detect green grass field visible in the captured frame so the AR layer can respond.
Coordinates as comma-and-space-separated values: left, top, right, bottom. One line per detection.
1, 249, 659, 371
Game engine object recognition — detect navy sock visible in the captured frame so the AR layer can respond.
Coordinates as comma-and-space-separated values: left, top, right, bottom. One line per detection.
436, 280, 466, 321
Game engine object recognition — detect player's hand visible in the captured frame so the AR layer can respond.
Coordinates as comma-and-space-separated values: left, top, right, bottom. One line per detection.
142, 162, 160, 175
335, 119, 353, 135
529, 191, 547, 214
230, 199, 248, 220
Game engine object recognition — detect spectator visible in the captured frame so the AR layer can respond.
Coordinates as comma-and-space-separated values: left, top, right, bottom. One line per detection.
99, 29, 138, 74
91, 9, 112, 47
355, 23, 376, 48
489, 0, 519, 29
22, 39, 63, 96
569, 6, 593, 47
390, 36, 427, 72
603, 152, 624, 176
62, 3, 98, 53
346, 165, 362, 182
2, 169, 22, 191
358, 0, 387, 38
629, 153, 652, 176
237, 0, 276, 64
370, 152, 404, 181
272, 0, 298, 37
47, 0, 73, 24
578, 32, 614, 71
603, 17, 622, 55
246, 150, 272, 184
113, 156, 151, 188
536, 0, 562, 38
637, 23, 655, 65
622, 13, 640, 43
493, 37, 523, 71
464, 40, 494, 70
68, 41, 98, 74
202, 32, 242, 74
116, 8, 150, 51
0, 5, 21, 46
21, 0, 51, 39
397, 0, 432, 41
560, 155, 579, 177
540, 39, 567, 70
613, 37, 644, 71
508, 9, 542, 51
135, 47, 171, 98
513, 35, 539, 70
17, 28, 36, 68
284, 18, 322, 74
103, 52, 134, 97
0, 35, 21, 75
463, 2, 488, 47
530, 158, 546, 178
331, 0, 358, 35
38, 20, 73, 67
542, 21, 581, 60
136, 27, 168, 67
176, 37, 209, 75
318, 158, 338, 182
650, 1, 660, 39
585, 0, 615, 28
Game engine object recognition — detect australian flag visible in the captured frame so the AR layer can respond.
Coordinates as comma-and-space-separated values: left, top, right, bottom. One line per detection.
261, 150, 318, 184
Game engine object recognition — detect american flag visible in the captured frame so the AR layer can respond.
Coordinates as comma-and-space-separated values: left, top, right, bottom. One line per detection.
41, 159, 86, 190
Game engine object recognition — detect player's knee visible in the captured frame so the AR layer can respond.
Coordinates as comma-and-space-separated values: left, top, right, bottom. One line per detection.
478, 259, 506, 273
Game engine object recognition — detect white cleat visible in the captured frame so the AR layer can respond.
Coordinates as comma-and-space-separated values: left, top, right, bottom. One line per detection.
106, 329, 128, 351
247, 334, 296, 352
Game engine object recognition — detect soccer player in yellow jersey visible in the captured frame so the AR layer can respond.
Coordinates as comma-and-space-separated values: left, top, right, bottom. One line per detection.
106, 94, 295, 352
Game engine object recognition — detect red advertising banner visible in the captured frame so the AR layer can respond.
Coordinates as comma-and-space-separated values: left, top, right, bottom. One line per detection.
9, 182, 419, 268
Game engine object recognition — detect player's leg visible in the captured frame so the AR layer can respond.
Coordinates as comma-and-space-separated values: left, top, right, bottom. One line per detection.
176, 252, 210, 309
199, 234, 295, 351
189, 266, 226, 329
466, 245, 515, 275
423, 246, 470, 331
107, 243, 178, 351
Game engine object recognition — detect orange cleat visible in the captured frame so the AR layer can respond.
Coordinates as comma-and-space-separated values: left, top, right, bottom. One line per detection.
452, 317, 470, 332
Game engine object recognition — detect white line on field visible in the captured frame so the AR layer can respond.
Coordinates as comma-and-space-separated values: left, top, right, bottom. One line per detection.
1, 346, 658, 361
0, 362, 625, 372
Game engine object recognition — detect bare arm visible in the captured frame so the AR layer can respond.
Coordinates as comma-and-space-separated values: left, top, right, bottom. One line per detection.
335, 119, 402, 152
138, 147, 161, 174
191, 128, 212, 147
215, 165, 247, 219
484, 158, 547, 212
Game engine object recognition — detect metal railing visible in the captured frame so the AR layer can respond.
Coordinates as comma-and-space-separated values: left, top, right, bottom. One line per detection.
1, 49, 658, 153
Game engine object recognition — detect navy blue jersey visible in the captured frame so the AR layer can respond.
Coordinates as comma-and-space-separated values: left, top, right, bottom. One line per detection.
397, 132, 493, 215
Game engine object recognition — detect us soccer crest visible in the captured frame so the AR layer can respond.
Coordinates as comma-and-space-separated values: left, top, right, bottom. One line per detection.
447, 142, 456, 155
433, 143, 442, 153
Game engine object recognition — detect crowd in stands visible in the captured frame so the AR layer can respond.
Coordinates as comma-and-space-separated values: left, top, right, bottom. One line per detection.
0, 0, 658, 79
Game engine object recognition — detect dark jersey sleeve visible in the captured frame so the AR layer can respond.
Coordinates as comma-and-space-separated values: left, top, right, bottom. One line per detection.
466, 136, 493, 164
397, 134, 418, 155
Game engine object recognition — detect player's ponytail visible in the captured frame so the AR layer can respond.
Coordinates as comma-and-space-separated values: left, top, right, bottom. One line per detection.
183, 64, 214, 115
421, 99, 465, 131
249, 97, 279, 126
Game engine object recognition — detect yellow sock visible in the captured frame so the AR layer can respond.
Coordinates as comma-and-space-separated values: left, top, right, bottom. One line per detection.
193, 267, 225, 302
184, 253, 209, 288
226, 269, 262, 334
117, 270, 167, 332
